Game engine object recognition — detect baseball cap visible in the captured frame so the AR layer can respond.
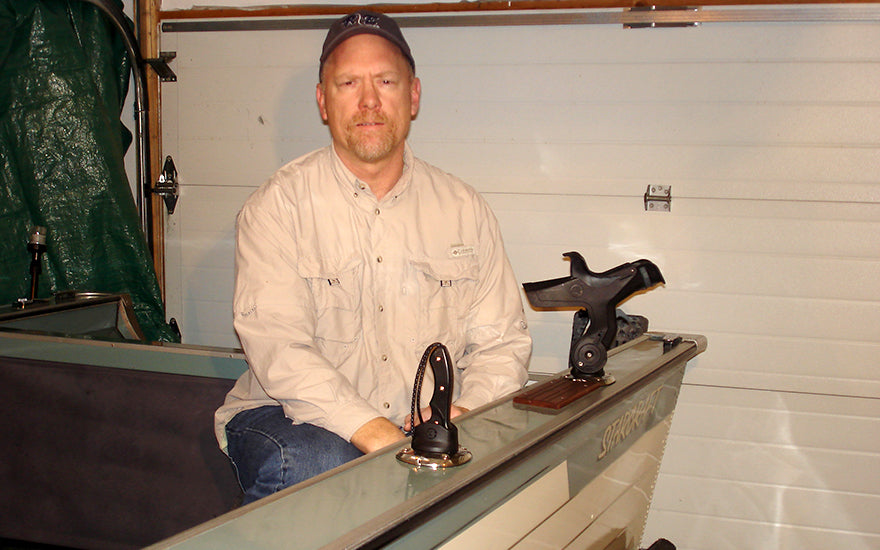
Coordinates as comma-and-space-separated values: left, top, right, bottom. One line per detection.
319, 10, 415, 79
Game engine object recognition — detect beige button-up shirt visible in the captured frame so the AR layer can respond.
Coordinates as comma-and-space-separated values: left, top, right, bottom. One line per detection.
215, 145, 531, 450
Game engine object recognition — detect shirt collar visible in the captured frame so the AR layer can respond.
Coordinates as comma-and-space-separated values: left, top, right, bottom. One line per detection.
330, 143, 414, 203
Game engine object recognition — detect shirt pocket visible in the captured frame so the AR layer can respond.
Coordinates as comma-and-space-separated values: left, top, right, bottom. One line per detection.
410, 256, 479, 356
298, 255, 363, 364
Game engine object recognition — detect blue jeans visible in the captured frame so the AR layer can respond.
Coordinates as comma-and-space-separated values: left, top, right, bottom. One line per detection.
225, 405, 363, 505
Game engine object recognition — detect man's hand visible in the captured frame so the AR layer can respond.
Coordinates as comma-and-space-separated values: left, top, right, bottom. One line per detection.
403, 405, 469, 432
350, 417, 406, 454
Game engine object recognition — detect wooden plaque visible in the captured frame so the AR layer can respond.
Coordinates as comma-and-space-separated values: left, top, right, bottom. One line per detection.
513, 375, 610, 410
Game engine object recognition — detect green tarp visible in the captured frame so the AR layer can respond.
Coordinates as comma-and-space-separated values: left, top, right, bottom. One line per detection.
0, 0, 176, 342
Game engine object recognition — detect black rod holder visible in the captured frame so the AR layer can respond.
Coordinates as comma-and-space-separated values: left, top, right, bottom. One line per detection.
397, 343, 472, 469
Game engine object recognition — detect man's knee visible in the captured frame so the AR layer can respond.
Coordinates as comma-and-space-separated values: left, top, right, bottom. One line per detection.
225, 406, 363, 503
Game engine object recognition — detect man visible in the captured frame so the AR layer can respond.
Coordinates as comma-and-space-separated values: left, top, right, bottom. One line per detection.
215, 10, 532, 504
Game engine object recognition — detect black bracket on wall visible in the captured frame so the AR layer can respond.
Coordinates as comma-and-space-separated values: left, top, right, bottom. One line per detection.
145, 51, 177, 82
153, 156, 179, 215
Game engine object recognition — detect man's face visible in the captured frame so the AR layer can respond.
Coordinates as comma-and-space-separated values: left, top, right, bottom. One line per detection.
317, 34, 420, 167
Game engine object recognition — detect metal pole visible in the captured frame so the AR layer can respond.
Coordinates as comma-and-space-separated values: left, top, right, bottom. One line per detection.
78, 0, 154, 254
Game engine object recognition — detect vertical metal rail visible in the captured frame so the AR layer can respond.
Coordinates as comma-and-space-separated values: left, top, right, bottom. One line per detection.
78, 0, 154, 255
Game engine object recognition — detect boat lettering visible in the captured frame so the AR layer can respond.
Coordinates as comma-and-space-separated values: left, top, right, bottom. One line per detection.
598, 385, 663, 460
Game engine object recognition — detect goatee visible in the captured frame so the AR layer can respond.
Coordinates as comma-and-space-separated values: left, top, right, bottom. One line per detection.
345, 114, 398, 163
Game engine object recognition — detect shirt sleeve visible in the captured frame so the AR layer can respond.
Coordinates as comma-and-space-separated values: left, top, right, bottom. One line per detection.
453, 197, 532, 411
232, 187, 381, 441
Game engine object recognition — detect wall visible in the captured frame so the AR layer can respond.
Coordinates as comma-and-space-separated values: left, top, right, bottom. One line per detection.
159, 9, 880, 549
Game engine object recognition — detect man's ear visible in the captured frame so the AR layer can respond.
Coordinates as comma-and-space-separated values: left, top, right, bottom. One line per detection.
316, 83, 328, 122
410, 77, 421, 119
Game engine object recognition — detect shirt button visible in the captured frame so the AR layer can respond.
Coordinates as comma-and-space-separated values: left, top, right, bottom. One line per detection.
377, 256, 383, 263
383, 402, 390, 409
353, 192, 358, 198
375, 208, 381, 215
381, 354, 388, 361
378, 305, 384, 312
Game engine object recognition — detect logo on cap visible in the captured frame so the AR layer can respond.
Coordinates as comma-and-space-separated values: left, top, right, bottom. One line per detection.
341, 13, 381, 29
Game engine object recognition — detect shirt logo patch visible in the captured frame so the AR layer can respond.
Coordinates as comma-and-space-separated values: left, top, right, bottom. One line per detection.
449, 245, 475, 258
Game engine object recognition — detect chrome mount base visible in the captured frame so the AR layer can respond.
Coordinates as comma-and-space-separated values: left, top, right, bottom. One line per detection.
570, 373, 616, 386
396, 446, 472, 470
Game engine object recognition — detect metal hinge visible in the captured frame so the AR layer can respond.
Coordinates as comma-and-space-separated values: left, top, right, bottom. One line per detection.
154, 156, 179, 214
644, 185, 672, 212
144, 51, 177, 82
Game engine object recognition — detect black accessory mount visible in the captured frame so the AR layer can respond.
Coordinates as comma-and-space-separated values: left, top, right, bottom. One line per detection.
396, 342, 472, 470
522, 251, 665, 380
